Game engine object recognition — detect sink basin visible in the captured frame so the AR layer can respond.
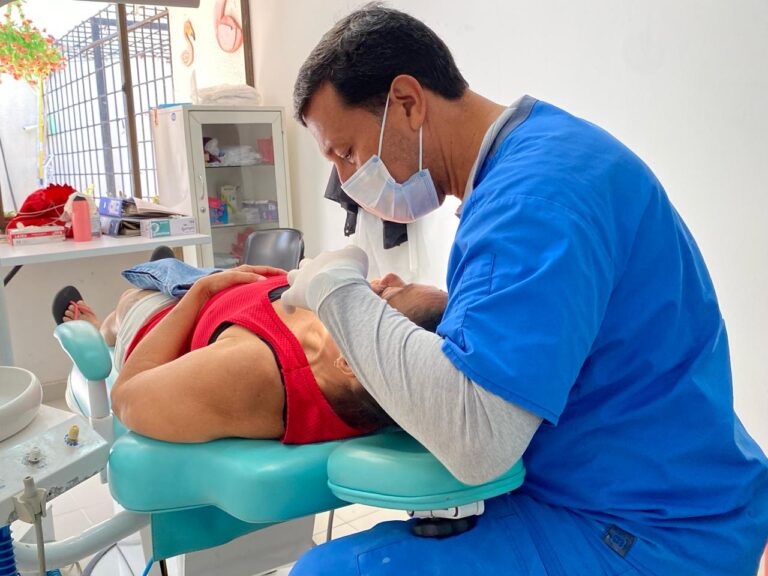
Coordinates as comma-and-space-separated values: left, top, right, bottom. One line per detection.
0, 366, 43, 442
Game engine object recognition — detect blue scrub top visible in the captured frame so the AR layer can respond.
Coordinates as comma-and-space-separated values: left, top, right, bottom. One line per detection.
437, 99, 768, 574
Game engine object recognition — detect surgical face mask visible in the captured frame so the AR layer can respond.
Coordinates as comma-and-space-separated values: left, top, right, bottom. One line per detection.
341, 97, 440, 224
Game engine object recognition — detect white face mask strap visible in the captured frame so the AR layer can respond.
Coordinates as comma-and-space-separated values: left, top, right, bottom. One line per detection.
418, 126, 423, 171
377, 96, 391, 157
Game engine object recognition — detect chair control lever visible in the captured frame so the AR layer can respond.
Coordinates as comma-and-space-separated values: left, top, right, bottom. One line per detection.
408, 501, 484, 521
408, 501, 485, 538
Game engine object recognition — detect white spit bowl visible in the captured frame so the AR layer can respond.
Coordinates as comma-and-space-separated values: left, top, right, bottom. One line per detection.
0, 366, 43, 442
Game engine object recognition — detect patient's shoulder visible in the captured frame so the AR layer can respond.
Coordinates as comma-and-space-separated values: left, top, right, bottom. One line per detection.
214, 322, 265, 344
198, 325, 285, 434
207, 324, 281, 376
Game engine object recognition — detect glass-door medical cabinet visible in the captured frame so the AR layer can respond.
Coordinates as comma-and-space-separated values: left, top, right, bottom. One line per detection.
152, 105, 292, 268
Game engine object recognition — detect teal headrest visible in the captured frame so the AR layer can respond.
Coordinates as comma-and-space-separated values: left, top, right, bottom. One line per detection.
328, 430, 525, 510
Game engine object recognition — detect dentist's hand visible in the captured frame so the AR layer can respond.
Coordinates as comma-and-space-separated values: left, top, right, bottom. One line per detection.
282, 246, 369, 313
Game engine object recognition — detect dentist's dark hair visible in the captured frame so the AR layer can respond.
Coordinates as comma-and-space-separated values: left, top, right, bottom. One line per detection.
293, 2, 468, 125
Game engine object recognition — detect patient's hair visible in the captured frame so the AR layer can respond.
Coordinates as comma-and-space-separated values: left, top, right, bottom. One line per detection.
325, 284, 447, 430
326, 381, 395, 430
386, 284, 447, 334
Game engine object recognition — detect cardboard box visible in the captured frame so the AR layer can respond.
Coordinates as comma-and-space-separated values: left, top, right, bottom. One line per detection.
8, 226, 66, 246
139, 216, 197, 239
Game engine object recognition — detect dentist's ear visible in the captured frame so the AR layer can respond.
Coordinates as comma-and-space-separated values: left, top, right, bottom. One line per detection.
333, 355, 355, 377
390, 74, 426, 130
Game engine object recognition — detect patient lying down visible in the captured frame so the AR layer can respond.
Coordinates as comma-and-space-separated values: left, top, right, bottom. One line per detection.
58, 263, 446, 445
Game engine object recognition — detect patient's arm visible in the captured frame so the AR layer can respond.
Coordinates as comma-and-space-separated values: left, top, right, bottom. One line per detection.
115, 265, 278, 385
111, 265, 284, 442
111, 328, 284, 442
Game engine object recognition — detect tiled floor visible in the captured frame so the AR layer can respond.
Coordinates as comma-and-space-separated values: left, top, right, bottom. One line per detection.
34, 397, 408, 574
312, 505, 409, 544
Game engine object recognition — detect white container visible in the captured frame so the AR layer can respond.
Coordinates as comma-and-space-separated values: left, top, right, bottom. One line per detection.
0, 366, 43, 441
139, 216, 197, 239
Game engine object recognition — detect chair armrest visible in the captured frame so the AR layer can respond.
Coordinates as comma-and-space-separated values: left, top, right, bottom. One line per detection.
54, 320, 112, 381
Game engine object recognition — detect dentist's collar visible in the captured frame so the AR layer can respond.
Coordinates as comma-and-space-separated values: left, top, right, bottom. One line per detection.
457, 95, 533, 217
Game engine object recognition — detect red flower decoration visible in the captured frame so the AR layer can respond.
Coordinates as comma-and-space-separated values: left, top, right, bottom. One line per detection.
0, 0, 66, 85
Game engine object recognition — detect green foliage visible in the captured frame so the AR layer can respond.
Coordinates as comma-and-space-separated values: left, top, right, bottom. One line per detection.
0, 0, 65, 86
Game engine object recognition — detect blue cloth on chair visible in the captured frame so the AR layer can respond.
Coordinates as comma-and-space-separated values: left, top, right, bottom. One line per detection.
122, 259, 220, 298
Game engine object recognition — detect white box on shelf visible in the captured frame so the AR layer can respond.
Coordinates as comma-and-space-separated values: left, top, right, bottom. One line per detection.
139, 216, 197, 239
7, 226, 66, 246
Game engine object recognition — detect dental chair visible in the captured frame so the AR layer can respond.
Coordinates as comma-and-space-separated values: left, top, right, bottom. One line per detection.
48, 320, 525, 574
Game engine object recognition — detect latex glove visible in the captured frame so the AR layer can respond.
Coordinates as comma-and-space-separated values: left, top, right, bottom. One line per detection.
282, 246, 369, 313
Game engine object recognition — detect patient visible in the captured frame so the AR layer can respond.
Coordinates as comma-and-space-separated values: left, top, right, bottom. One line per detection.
56, 259, 446, 446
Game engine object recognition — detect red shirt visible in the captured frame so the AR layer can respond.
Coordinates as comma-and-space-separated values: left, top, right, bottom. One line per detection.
125, 275, 375, 444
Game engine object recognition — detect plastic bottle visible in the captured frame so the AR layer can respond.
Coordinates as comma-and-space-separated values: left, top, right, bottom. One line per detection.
71, 196, 92, 242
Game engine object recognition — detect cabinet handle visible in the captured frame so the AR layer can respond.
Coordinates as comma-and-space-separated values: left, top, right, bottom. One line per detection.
198, 175, 206, 200
200, 207, 207, 214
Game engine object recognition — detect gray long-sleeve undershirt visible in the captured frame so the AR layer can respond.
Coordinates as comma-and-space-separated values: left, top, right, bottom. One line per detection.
317, 281, 542, 486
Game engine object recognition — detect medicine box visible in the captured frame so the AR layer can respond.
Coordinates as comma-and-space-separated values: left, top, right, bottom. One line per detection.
139, 216, 197, 239
8, 225, 66, 246
208, 197, 228, 225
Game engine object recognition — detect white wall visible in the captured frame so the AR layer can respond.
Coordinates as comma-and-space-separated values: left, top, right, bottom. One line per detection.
250, 0, 768, 450
168, 0, 249, 103
0, 81, 38, 213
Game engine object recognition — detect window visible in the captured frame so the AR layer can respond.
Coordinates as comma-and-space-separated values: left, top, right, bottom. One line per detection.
45, 3, 173, 199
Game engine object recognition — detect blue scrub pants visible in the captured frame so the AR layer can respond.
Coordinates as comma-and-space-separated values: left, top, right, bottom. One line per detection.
290, 493, 642, 576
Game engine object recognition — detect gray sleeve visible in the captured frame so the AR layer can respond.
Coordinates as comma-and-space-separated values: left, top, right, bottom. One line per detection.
317, 282, 542, 486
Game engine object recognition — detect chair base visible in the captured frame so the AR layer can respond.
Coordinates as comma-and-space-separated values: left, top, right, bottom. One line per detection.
411, 515, 479, 538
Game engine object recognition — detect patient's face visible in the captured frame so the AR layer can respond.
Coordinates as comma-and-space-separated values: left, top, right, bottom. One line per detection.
324, 277, 447, 366
369, 273, 406, 299
322, 276, 448, 430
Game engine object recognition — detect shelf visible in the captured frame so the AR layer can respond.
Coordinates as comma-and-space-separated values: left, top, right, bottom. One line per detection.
210, 222, 279, 229
205, 163, 275, 169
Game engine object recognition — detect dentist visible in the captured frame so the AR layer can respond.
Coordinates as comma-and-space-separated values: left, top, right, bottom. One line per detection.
282, 5, 768, 575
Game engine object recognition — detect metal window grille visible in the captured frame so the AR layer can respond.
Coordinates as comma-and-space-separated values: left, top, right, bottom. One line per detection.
45, 4, 173, 199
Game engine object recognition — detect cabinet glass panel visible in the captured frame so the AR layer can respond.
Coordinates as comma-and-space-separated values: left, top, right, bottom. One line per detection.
201, 122, 279, 268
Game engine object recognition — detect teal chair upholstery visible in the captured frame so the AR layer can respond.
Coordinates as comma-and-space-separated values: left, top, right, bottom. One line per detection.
328, 431, 525, 511
55, 320, 525, 560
